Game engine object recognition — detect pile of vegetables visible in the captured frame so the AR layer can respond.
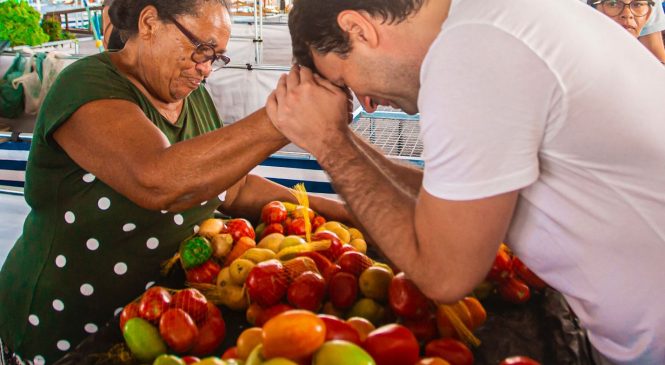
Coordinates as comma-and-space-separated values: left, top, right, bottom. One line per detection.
0, 0, 49, 47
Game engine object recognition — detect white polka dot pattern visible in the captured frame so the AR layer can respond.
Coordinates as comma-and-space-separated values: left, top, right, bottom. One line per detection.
194, 225, 200, 233
122, 223, 136, 232
114, 262, 128, 275
82, 173, 95, 183
28, 314, 39, 326
33, 356, 45, 365
160, 210, 168, 214
97, 197, 111, 210
57, 340, 71, 351
174, 214, 184, 225
55, 255, 66, 268
86, 238, 99, 251
200, 200, 208, 206
114, 307, 123, 316
52, 299, 64, 311
146, 237, 159, 250
218, 191, 227, 201
64, 211, 75, 224
80, 284, 94, 296
84, 323, 98, 333
145, 281, 156, 290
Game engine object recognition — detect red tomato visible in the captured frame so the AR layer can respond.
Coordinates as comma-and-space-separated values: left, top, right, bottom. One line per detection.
296, 251, 334, 273
261, 201, 288, 224
224, 218, 256, 241
313, 231, 343, 261
403, 314, 438, 343
337, 251, 373, 277
327, 271, 359, 309
363, 324, 420, 365
322, 264, 342, 283
388, 272, 431, 320
487, 249, 514, 283
205, 301, 222, 320
262, 310, 326, 361
416, 358, 452, 365
512, 257, 547, 290
186, 260, 222, 284
425, 338, 473, 365
246, 259, 289, 307
189, 314, 226, 356
287, 271, 327, 311
312, 215, 326, 231
159, 308, 199, 353
318, 314, 362, 346
181, 356, 200, 364
138, 286, 172, 322
498, 277, 531, 304
286, 217, 307, 236
255, 303, 294, 327
500, 356, 542, 365
261, 223, 285, 238
119, 302, 140, 332
171, 288, 208, 323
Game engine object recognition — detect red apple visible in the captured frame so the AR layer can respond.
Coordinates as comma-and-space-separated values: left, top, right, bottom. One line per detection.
261, 201, 288, 224
189, 310, 226, 356
119, 302, 140, 332
224, 218, 255, 241
364, 324, 420, 365
185, 260, 221, 284
171, 288, 208, 323
287, 271, 327, 311
261, 222, 285, 238
313, 231, 343, 261
246, 259, 289, 307
327, 271, 359, 309
388, 273, 431, 320
286, 217, 307, 236
159, 308, 199, 353
138, 286, 172, 322
337, 251, 373, 277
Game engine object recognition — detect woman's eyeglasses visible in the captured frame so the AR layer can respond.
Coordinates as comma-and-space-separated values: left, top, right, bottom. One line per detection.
593, 0, 655, 17
166, 15, 231, 70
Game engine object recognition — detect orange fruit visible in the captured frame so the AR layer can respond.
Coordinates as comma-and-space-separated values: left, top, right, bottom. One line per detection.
236, 327, 263, 359
462, 296, 487, 329
262, 310, 326, 360
346, 316, 376, 342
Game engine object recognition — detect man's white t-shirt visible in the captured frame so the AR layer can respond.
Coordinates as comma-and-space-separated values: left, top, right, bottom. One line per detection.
418, 0, 665, 364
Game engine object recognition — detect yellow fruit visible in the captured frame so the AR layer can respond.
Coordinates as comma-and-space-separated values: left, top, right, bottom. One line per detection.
282, 202, 299, 212
198, 218, 225, 238
241, 248, 277, 263
359, 266, 394, 302
276, 244, 310, 261
278, 235, 307, 252
372, 263, 394, 276
237, 327, 263, 359
194, 357, 227, 365
316, 222, 351, 244
216, 267, 233, 287
257, 233, 285, 253
220, 285, 248, 311
244, 344, 266, 365
230, 259, 256, 285
263, 358, 299, 365
348, 238, 367, 254
347, 298, 385, 326
348, 228, 364, 241
211, 233, 234, 259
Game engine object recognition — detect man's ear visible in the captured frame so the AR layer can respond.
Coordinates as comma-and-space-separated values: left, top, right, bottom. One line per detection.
137, 5, 160, 39
337, 10, 380, 49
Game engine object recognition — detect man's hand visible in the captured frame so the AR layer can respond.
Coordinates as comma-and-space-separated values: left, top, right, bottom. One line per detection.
266, 65, 353, 157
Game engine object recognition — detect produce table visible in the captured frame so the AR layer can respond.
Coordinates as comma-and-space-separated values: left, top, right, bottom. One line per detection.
54, 266, 593, 365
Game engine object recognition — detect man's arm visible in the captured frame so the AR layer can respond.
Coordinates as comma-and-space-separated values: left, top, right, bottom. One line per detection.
267, 66, 517, 302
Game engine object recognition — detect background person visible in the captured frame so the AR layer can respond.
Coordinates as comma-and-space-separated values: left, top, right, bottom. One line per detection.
266, 0, 665, 364
0, 0, 349, 363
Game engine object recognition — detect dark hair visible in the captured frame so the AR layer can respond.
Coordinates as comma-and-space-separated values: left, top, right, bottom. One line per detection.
289, 0, 425, 70
109, 0, 230, 41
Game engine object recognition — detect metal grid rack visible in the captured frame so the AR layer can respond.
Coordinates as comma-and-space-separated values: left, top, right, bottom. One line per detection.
351, 110, 423, 162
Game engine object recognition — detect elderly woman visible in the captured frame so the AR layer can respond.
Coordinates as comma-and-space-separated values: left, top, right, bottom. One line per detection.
591, 0, 656, 37
0, 0, 349, 363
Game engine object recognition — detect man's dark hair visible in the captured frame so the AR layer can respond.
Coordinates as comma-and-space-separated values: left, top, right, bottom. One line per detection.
289, 0, 425, 70
108, 0, 230, 42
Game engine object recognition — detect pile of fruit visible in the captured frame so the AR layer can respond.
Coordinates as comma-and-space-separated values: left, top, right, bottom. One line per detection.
119, 287, 226, 363
118, 193, 547, 365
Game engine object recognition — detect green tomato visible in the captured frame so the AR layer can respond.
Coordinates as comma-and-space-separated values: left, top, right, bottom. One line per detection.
153, 354, 186, 365
123, 318, 167, 363
244, 344, 266, 365
312, 340, 375, 365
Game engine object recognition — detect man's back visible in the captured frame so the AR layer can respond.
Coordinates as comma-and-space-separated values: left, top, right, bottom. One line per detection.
419, 0, 665, 363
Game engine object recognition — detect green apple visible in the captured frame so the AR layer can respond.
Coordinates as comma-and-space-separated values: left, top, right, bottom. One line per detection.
313, 340, 375, 365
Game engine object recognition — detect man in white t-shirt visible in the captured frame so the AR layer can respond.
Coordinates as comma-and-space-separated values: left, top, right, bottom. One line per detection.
266, 0, 665, 364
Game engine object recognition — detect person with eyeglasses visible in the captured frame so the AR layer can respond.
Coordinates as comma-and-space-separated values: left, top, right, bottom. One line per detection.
0, 0, 352, 363
587, 0, 665, 62
265, 0, 665, 364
